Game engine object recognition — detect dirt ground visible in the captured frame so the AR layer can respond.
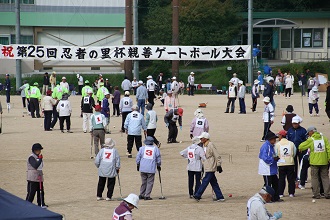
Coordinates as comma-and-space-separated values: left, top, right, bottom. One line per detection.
1, 91, 330, 220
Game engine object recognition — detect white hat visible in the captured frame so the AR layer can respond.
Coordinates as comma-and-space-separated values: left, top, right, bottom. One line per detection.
104, 91, 110, 96
99, 74, 102, 76
238, 80, 243, 84
233, 73, 237, 76
292, 116, 302, 124
125, 91, 130, 95
52, 71, 56, 74
147, 75, 152, 79
198, 132, 210, 139
106, 78, 109, 81
76, 73, 79, 78
254, 79, 260, 84
263, 97, 270, 102
86, 89, 93, 94
138, 80, 143, 84
124, 193, 139, 209
103, 138, 116, 148
190, 72, 195, 75
312, 86, 318, 92
62, 76, 66, 80
172, 76, 176, 80
257, 71, 261, 73
167, 90, 172, 94
192, 136, 201, 145
194, 108, 204, 119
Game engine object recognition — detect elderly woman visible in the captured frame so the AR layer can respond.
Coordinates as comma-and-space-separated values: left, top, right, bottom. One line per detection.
42, 90, 56, 131
189, 108, 209, 139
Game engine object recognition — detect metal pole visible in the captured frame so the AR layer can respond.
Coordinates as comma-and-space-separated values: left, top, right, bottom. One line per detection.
247, 0, 253, 84
172, 0, 179, 77
15, 0, 21, 90
291, 27, 294, 62
133, 0, 139, 80
125, 0, 133, 80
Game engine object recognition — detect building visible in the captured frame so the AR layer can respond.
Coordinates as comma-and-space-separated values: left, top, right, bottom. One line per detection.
238, 11, 330, 62
0, 0, 125, 75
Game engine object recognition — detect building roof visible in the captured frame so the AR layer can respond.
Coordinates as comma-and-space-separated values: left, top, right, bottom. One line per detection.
239, 11, 330, 19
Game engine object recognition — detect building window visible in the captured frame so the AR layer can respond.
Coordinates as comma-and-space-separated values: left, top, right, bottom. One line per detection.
294, 29, 301, 48
281, 29, 291, 48
328, 29, 330, 48
11, 35, 33, 44
313, 29, 323, 47
0, 0, 10, 3
0, 36, 10, 44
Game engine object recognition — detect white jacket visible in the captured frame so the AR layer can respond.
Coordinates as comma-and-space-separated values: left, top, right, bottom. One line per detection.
56, 100, 72, 116
247, 193, 277, 220
147, 79, 156, 91
285, 76, 294, 88
308, 90, 319, 104
42, 96, 56, 111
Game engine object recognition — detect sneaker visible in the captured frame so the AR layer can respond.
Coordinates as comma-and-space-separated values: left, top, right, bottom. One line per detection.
214, 198, 225, 202
325, 196, 330, 199
320, 193, 325, 198
139, 195, 145, 200
279, 195, 284, 198
312, 195, 321, 199
157, 142, 161, 148
144, 197, 153, 200
97, 197, 104, 201
41, 204, 48, 209
310, 114, 313, 117
193, 195, 200, 202
289, 194, 295, 197
67, 130, 73, 133
125, 152, 130, 156
83, 131, 87, 133
276, 199, 284, 202
61, 130, 64, 133
298, 185, 305, 189
106, 197, 114, 201
260, 139, 265, 142
189, 195, 193, 199
128, 154, 132, 158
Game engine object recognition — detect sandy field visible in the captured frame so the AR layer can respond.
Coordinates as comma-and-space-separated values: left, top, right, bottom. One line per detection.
0, 91, 329, 220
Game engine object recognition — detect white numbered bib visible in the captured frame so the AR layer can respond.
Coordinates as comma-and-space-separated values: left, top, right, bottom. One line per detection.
123, 98, 130, 107
279, 145, 292, 157
58, 87, 62, 93
83, 97, 90, 104
143, 146, 154, 160
195, 119, 205, 128
31, 88, 37, 95
188, 148, 195, 160
132, 113, 139, 120
313, 138, 325, 153
94, 115, 103, 125
102, 149, 114, 162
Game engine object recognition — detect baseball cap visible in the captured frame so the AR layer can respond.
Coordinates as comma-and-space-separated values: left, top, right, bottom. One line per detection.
33, 82, 39, 86
312, 87, 318, 92
95, 105, 102, 111
292, 116, 301, 124
172, 76, 176, 80
265, 132, 277, 140
277, 130, 287, 137
62, 77, 66, 80
125, 91, 130, 95
104, 91, 110, 96
190, 72, 195, 75
261, 186, 275, 198
106, 78, 108, 81
138, 80, 143, 84
238, 80, 243, 84
198, 132, 210, 139
32, 143, 43, 151
104, 138, 116, 148
85, 80, 90, 84
306, 126, 317, 134
177, 108, 183, 116
167, 90, 172, 94
147, 75, 152, 79
86, 89, 93, 94
192, 136, 201, 145
132, 104, 139, 111
5, 73, 9, 76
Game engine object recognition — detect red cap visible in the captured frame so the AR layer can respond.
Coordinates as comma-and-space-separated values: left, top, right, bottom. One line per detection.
177, 108, 183, 116
277, 130, 287, 137
46, 90, 52, 96
95, 105, 102, 111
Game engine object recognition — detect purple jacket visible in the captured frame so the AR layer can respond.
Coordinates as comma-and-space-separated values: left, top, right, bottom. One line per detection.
112, 90, 121, 104
113, 202, 132, 220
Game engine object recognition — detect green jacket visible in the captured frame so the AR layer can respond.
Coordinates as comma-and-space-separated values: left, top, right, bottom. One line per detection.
96, 86, 109, 102
81, 85, 93, 97
52, 85, 68, 100
24, 83, 30, 98
299, 132, 330, 165
29, 86, 41, 100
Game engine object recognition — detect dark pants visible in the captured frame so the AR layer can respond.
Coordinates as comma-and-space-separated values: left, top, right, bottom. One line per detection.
148, 91, 155, 106
6, 89, 10, 103
309, 103, 319, 114
307, 89, 311, 97
225, 98, 235, 113
97, 176, 116, 199
26, 181, 45, 206
261, 122, 271, 140
147, 128, 159, 145
127, 135, 142, 154
168, 123, 178, 143
252, 98, 257, 112
22, 97, 26, 108
239, 98, 246, 113
194, 172, 224, 200
30, 98, 40, 118
133, 87, 137, 95
113, 104, 120, 116
285, 88, 291, 97
50, 105, 58, 129
278, 165, 295, 196
189, 84, 194, 96
157, 82, 162, 95
43, 111, 52, 131
299, 154, 310, 186
79, 85, 83, 95
121, 111, 131, 132
188, 171, 201, 196
59, 116, 71, 131
263, 175, 279, 201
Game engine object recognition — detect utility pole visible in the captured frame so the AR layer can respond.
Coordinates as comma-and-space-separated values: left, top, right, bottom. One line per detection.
15, 0, 21, 90
133, 0, 139, 80
125, 0, 133, 80
247, 0, 253, 84
172, 0, 179, 77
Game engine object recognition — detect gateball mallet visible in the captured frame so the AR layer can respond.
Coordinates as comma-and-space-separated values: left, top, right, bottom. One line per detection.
117, 173, 123, 200
90, 133, 94, 159
158, 170, 166, 200
38, 176, 44, 207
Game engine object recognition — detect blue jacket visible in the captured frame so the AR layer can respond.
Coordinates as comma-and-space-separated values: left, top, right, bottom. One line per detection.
263, 84, 274, 102
124, 110, 147, 135
5, 78, 10, 91
257, 74, 264, 85
258, 141, 278, 175
136, 145, 161, 174
287, 126, 307, 149
136, 85, 148, 100
101, 97, 110, 118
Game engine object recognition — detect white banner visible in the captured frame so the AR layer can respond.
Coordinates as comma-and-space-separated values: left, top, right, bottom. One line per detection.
0, 45, 251, 61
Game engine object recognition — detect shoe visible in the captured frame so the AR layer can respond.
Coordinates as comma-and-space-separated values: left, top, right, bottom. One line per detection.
67, 130, 73, 133
106, 197, 114, 201
279, 195, 284, 198
325, 196, 330, 199
157, 143, 161, 148
320, 193, 325, 198
260, 139, 265, 142
193, 195, 200, 202
275, 199, 284, 202
298, 185, 305, 189
172, 141, 179, 143
49, 128, 53, 131
139, 195, 145, 199
312, 195, 321, 199
289, 194, 295, 197
128, 154, 132, 158
224, 112, 229, 113
61, 130, 64, 133
189, 195, 193, 199
214, 198, 225, 202
310, 114, 313, 117
41, 205, 48, 209
97, 197, 104, 201
126, 152, 130, 156
230, 112, 234, 113
83, 131, 87, 133
144, 197, 153, 200
316, 114, 319, 117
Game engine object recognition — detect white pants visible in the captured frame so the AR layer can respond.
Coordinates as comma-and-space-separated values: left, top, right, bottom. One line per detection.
82, 113, 92, 132
42, 85, 49, 95
51, 84, 55, 91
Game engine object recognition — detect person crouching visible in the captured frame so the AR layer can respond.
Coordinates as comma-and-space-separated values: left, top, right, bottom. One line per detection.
113, 193, 139, 219
136, 136, 161, 200
94, 138, 120, 201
